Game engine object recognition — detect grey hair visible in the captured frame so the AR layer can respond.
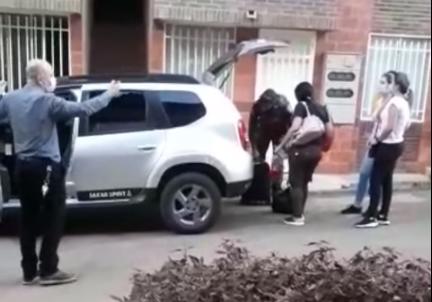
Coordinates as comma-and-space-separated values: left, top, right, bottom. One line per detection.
26, 59, 53, 83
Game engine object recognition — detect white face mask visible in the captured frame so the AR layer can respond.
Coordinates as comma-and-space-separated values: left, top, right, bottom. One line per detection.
46, 76, 57, 92
378, 78, 393, 96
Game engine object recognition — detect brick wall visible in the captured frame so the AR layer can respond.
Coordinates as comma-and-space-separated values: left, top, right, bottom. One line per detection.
313, 0, 375, 173
419, 85, 432, 171
234, 28, 259, 123
373, 0, 431, 35
372, 0, 431, 173
70, 14, 84, 75
149, 20, 165, 73
153, 0, 337, 30
147, 0, 430, 174
90, 24, 147, 74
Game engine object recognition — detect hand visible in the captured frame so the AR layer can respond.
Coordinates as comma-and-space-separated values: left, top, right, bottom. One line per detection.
274, 145, 282, 155
368, 136, 378, 147
251, 147, 258, 159
272, 152, 283, 166
274, 145, 287, 159
107, 80, 121, 98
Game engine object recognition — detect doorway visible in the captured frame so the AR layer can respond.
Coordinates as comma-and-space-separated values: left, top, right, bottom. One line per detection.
89, 0, 150, 74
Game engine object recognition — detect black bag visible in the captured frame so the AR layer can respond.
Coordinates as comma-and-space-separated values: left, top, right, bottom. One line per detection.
369, 142, 382, 158
272, 187, 293, 214
241, 162, 271, 205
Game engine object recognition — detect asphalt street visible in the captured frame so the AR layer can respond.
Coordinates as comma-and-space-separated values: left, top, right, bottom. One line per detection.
0, 191, 430, 302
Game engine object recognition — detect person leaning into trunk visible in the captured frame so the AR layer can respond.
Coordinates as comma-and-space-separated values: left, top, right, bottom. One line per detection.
276, 82, 334, 226
356, 71, 412, 229
0, 59, 121, 286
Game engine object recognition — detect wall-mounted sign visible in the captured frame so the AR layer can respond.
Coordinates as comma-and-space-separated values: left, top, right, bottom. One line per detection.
327, 72, 356, 82
326, 89, 354, 98
322, 53, 363, 125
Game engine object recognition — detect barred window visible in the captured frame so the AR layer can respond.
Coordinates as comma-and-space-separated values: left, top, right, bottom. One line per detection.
362, 34, 431, 122
164, 24, 235, 96
0, 13, 70, 90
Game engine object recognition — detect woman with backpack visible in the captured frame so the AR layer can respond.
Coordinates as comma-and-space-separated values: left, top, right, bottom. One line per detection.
275, 82, 334, 226
356, 72, 412, 228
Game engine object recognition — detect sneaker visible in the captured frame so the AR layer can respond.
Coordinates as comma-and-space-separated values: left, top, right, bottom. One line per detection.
378, 215, 391, 226
22, 276, 39, 286
341, 205, 362, 215
39, 271, 77, 286
355, 217, 379, 229
283, 216, 305, 226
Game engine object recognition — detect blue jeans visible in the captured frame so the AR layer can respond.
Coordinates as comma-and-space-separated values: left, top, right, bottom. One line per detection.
354, 152, 374, 207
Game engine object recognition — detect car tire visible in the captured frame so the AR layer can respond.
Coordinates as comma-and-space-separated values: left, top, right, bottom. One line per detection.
160, 173, 222, 234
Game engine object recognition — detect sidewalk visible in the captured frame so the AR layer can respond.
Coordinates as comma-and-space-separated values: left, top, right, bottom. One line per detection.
309, 173, 431, 196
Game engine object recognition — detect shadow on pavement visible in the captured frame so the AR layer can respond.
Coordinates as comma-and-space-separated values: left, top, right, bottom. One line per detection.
0, 203, 166, 237
0, 199, 277, 237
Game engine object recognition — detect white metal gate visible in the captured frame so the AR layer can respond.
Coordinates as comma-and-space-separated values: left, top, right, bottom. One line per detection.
0, 13, 70, 90
164, 24, 235, 95
255, 30, 316, 106
255, 30, 316, 172
255, 29, 316, 107
362, 34, 431, 122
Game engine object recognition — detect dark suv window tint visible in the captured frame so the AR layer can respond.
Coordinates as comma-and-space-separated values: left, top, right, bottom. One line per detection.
157, 91, 206, 128
82, 90, 147, 136
54, 89, 77, 102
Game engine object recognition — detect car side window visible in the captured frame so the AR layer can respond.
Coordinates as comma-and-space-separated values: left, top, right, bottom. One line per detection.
156, 91, 206, 128
54, 89, 77, 102
80, 90, 147, 136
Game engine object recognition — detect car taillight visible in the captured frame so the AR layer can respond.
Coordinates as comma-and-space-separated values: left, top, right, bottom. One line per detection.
237, 119, 249, 151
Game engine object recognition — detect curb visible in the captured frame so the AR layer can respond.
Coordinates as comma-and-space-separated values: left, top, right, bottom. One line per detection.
309, 181, 431, 197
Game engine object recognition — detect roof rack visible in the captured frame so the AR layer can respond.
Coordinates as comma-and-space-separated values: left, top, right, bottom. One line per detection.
56, 73, 200, 88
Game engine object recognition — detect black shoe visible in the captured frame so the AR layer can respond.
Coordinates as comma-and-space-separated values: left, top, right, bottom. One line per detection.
378, 215, 391, 226
22, 276, 39, 286
355, 217, 379, 229
341, 205, 362, 215
40, 270, 77, 286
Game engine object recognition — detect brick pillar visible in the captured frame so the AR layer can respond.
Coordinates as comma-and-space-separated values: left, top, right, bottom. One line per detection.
418, 82, 431, 172
149, 20, 164, 73
314, 0, 375, 173
69, 14, 84, 75
233, 28, 259, 123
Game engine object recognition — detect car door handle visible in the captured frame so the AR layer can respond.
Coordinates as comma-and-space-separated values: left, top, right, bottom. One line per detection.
137, 146, 156, 152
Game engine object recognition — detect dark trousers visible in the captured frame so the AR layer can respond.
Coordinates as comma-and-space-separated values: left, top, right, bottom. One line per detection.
366, 143, 404, 219
255, 136, 281, 162
288, 145, 322, 218
15, 158, 66, 279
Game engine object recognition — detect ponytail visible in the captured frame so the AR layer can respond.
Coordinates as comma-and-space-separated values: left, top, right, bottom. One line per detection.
404, 88, 414, 107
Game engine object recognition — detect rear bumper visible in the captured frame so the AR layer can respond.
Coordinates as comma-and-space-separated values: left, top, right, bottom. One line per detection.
225, 180, 252, 198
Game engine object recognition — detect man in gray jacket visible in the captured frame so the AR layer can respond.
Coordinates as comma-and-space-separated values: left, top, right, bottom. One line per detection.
0, 59, 120, 286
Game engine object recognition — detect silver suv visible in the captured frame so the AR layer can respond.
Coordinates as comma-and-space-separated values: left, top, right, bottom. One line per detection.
0, 40, 286, 234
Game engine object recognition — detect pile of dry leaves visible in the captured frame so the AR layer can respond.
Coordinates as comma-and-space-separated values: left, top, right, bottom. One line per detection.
114, 241, 431, 302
